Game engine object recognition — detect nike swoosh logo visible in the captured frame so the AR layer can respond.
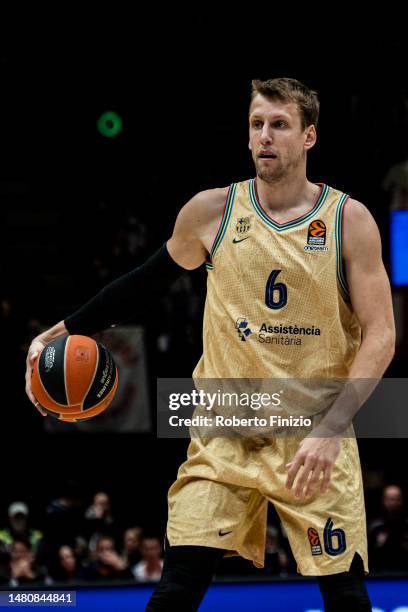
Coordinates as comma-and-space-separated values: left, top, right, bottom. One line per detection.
232, 237, 249, 244
218, 530, 233, 537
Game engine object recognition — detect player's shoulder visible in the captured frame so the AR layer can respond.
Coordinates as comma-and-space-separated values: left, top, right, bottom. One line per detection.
190, 186, 230, 214
178, 186, 230, 224
342, 197, 381, 258
344, 197, 372, 219
343, 197, 377, 229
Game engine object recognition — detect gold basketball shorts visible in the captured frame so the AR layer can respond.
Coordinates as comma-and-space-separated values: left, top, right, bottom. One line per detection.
166, 434, 368, 576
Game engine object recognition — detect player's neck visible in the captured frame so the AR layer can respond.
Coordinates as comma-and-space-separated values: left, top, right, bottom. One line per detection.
255, 173, 316, 214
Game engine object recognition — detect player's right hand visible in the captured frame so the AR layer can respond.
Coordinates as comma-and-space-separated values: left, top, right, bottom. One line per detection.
25, 337, 47, 415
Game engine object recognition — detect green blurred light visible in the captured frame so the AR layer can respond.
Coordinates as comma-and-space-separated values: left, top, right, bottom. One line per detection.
97, 111, 123, 138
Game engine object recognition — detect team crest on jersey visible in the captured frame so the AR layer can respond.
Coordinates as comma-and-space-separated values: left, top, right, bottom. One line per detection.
235, 317, 253, 341
307, 527, 322, 556
304, 219, 329, 252
234, 215, 253, 238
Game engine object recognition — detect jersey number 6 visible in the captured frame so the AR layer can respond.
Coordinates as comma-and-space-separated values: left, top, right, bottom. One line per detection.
265, 269, 287, 310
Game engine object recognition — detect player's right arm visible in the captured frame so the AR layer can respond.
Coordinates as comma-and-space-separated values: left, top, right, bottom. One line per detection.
167, 187, 228, 269
25, 188, 227, 407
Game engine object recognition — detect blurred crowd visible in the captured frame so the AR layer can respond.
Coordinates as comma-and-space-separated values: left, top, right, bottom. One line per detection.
0, 488, 163, 587
1, 483, 407, 587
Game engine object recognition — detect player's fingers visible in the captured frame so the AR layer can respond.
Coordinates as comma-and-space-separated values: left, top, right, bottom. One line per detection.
36, 405, 47, 417
285, 454, 305, 489
25, 370, 35, 403
25, 387, 36, 405
320, 465, 333, 494
25, 352, 38, 396
294, 467, 312, 498
304, 467, 323, 499
34, 401, 47, 417
25, 347, 37, 365
293, 455, 318, 497
25, 371, 44, 413
25, 368, 44, 414
29, 351, 39, 364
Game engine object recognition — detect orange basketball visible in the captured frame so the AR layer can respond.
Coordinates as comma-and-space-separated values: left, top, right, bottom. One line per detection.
31, 335, 118, 422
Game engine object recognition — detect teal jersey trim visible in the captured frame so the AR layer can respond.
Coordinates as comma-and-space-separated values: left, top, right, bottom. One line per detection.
335, 192, 350, 299
206, 183, 237, 269
249, 179, 330, 231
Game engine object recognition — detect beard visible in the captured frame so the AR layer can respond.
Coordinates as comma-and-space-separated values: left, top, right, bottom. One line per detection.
255, 159, 287, 184
254, 150, 303, 184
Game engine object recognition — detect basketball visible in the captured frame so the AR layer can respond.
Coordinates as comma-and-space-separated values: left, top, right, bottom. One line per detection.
31, 335, 118, 422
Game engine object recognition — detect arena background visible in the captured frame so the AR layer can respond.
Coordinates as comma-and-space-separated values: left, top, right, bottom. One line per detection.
0, 32, 407, 610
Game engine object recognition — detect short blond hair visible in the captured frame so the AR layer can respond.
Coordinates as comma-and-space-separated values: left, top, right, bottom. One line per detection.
250, 78, 319, 130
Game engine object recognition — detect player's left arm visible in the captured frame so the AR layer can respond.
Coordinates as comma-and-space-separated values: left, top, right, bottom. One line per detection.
341, 198, 395, 377
286, 199, 396, 499
313, 199, 396, 430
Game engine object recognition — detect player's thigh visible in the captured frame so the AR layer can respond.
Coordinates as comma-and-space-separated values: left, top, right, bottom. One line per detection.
167, 476, 258, 545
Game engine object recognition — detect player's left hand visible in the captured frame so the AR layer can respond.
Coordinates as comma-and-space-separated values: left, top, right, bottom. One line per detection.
285, 436, 342, 500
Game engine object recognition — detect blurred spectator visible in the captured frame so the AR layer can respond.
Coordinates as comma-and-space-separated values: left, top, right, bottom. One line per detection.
92, 214, 151, 285
264, 525, 289, 576
43, 481, 86, 560
73, 536, 89, 568
0, 538, 44, 587
122, 527, 143, 567
83, 535, 133, 581
383, 159, 408, 210
45, 545, 85, 584
0, 502, 43, 556
132, 537, 163, 583
85, 491, 115, 539
368, 484, 408, 570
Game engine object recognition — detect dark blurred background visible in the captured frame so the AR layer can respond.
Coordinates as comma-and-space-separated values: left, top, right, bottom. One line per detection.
0, 34, 407, 585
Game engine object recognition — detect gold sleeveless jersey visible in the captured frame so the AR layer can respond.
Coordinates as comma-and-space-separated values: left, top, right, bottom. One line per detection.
193, 178, 361, 381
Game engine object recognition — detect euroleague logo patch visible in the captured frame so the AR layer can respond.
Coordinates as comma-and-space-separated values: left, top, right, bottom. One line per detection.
304, 219, 329, 253
307, 527, 322, 556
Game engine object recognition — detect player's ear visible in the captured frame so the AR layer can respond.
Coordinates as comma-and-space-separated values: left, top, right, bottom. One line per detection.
248, 141, 252, 151
304, 125, 317, 151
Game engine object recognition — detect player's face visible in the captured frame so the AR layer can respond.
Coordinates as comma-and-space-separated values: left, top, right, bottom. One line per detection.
249, 95, 316, 183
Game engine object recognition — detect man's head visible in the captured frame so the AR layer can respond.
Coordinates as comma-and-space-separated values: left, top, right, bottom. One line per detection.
93, 491, 111, 514
123, 527, 142, 553
140, 537, 162, 562
249, 78, 319, 184
95, 535, 116, 565
382, 484, 403, 516
8, 502, 29, 533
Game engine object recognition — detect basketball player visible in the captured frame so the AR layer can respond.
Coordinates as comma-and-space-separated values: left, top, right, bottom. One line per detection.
26, 78, 395, 611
